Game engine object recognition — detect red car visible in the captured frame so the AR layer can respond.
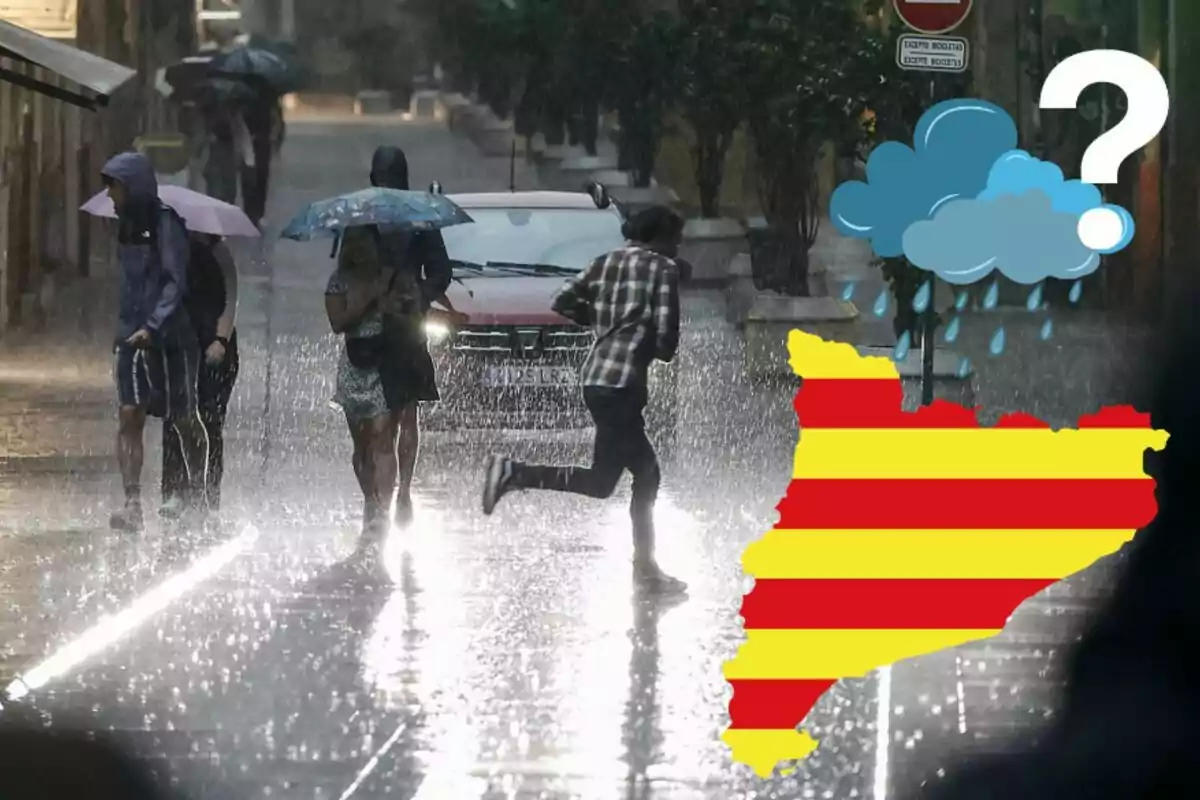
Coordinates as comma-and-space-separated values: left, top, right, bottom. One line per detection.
422, 188, 680, 442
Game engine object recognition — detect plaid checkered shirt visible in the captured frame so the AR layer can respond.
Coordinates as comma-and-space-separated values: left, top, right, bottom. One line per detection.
550, 245, 681, 389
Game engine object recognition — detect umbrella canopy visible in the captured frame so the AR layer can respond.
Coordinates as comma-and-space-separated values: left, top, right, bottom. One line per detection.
81, 185, 260, 238
159, 55, 258, 104
280, 189, 474, 242
210, 47, 301, 94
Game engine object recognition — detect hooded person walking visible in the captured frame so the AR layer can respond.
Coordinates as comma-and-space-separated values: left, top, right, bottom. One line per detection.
102, 152, 210, 531
323, 146, 453, 546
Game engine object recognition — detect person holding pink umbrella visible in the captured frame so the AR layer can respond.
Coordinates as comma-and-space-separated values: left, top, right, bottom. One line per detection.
82, 176, 257, 525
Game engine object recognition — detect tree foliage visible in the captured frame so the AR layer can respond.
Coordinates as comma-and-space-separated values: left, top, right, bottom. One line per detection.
676, 1, 751, 218
740, 0, 880, 294
607, 11, 683, 187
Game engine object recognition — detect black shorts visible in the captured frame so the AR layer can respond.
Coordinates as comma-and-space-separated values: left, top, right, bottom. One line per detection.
114, 339, 199, 419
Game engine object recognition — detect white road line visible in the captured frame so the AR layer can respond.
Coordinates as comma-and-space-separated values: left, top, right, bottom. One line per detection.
4, 525, 259, 701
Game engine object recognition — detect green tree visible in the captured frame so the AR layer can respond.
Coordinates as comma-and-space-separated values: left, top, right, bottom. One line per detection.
741, 0, 880, 295
676, 0, 750, 218
607, 10, 682, 186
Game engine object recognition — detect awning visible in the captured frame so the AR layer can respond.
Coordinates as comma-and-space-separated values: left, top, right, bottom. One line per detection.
0, 19, 136, 110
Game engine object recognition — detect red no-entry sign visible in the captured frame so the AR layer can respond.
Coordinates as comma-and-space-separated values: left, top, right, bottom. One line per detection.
893, 0, 973, 35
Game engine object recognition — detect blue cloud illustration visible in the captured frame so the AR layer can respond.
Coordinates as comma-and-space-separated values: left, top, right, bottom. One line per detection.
829, 98, 1018, 257
977, 149, 1103, 215
901, 191, 1101, 285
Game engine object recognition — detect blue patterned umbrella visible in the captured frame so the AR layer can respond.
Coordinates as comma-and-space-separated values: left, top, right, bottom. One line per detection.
279, 188, 474, 241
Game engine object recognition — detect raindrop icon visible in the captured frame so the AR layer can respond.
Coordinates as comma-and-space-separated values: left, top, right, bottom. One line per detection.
1040, 318, 1054, 340
989, 326, 1007, 356
943, 315, 961, 343
1069, 280, 1083, 304
1026, 284, 1043, 312
912, 280, 932, 313
983, 281, 1000, 310
955, 291, 969, 311
957, 357, 972, 378
873, 289, 889, 317
841, 282, 857, 302
892, 330, 911, 362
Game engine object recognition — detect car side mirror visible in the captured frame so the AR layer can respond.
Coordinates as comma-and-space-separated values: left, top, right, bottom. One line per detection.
673, 258, 693, 283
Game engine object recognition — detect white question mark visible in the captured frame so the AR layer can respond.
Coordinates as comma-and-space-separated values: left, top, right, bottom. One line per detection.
1039, 49, 1169, 251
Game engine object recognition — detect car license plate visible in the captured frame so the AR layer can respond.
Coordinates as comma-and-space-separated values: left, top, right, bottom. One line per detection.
483, 364, 577, 387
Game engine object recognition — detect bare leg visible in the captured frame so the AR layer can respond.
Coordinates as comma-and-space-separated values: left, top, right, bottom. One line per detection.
368, 411, 401, 530
347, 416, 374, 530
113, 406, 147, 530
117, 406, 147, 499
396, 405, 418, 523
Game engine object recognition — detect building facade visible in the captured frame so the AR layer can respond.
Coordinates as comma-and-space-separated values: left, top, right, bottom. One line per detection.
0, 0, 195, 332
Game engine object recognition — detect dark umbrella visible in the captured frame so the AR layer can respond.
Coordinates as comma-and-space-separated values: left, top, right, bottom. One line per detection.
210, 47, 302, 95
159, 55, 256, 104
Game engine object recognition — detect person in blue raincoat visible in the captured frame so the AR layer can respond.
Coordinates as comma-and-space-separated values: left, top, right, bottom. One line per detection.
102, 152, 210, 531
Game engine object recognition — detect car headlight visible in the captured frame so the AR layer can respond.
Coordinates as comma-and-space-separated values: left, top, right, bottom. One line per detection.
424, 320, 452, 343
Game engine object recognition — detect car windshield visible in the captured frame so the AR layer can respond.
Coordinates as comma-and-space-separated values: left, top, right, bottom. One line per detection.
441, 207, 625, 271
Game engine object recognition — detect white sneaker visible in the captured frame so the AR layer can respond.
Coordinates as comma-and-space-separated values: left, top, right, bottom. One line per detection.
159, 495, 185, 520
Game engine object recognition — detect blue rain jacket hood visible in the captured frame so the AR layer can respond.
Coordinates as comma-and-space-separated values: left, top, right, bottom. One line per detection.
102, 152, 191, 341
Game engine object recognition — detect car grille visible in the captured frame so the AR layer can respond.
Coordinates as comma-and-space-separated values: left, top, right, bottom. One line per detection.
451, 325, 594, 357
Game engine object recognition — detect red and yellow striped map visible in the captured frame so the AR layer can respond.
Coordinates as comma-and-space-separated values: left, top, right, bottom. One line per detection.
722, 331, 1168, 778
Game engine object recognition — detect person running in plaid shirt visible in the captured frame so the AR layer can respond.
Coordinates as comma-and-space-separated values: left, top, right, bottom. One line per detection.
481, 206, 687, 596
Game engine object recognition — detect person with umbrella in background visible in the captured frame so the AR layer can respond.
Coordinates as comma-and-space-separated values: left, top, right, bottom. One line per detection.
101, 153, 209, 532
239, 87, 274, 228
198, 86, 254, 206
365, 146, 454, 526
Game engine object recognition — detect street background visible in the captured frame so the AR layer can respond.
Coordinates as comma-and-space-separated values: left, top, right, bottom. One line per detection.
0, 111, 1151, 798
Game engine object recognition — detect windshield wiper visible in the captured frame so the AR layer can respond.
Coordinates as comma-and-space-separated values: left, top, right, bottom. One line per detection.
484, 261, 578, 275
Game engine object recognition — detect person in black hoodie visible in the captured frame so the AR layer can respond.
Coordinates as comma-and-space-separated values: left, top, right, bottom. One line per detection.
239, 90, 275, 228
161, 231, 239, 519
912, 275, 1200, 799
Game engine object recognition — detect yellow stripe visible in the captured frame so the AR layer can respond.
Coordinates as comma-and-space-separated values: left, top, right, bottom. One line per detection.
743, 529, 1138, 579
793, 428, 1166, 479
721, 729, 819, 778
787, 331, 900, 379
723, 629, 1000, 680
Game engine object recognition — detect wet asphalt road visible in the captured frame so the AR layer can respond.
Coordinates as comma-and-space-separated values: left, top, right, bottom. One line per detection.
0, 117, 881, 799
0, 116, 1139, 799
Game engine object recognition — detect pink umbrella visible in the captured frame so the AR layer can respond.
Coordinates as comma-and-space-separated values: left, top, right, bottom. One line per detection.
80, 184, 260, 237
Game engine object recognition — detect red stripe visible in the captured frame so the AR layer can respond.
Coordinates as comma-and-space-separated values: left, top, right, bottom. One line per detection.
796, 379, 974, 428
1076, 405, 1153, 427
741, 578, 1057, 629
796, 380, 1152, 430
776, 479, 1158, 530
728, 679, 836, 730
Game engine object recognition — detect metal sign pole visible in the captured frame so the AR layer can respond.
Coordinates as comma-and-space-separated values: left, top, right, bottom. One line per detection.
893, 0, 975, 406
921, 75, 937, 407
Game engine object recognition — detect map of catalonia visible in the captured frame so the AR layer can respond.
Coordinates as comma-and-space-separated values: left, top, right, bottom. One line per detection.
722, 331, 1168, 778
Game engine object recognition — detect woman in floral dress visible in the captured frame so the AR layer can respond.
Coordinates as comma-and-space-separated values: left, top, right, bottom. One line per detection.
324, 218, 449, 541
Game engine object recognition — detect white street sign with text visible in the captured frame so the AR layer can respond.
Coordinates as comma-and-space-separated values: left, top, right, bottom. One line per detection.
897, 34, 969, 73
